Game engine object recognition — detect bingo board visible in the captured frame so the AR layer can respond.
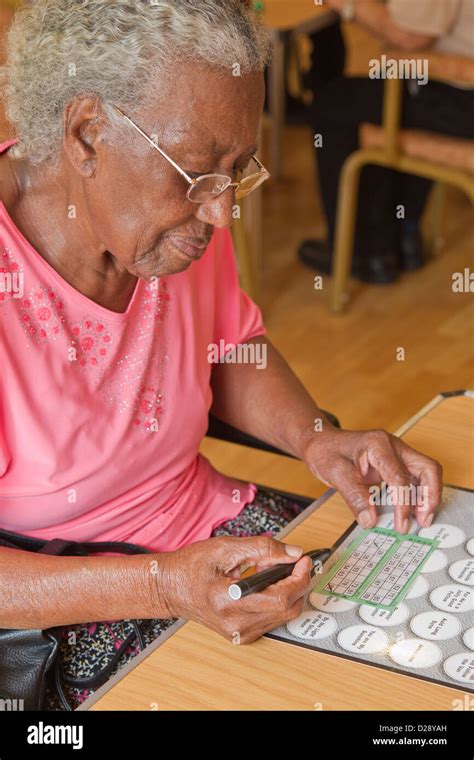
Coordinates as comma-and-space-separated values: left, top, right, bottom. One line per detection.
267, 485, 474, 692
312, 527, 438, 610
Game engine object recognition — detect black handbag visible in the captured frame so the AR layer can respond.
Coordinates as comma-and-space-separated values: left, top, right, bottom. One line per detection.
0, 528, 152, 711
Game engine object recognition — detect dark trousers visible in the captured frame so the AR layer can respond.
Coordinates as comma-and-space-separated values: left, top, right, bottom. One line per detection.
305, 23, 474, 255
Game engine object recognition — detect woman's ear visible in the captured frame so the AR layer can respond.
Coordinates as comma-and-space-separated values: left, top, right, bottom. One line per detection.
62, 96, 105, 177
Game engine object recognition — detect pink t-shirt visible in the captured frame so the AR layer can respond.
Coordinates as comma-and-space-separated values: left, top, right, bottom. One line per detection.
0, 138, 266, 551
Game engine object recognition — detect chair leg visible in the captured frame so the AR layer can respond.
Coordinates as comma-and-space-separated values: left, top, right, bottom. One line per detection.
429, 181, 445, 258
331, 151, 365, 312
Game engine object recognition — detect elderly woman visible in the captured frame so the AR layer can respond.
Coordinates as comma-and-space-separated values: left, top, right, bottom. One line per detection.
0, 0, 441, 709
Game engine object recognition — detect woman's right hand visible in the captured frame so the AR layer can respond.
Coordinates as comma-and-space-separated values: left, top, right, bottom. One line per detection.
154, 536, 313, 644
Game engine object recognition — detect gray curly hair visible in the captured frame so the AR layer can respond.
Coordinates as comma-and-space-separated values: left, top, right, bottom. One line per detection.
0, 0, 270, 166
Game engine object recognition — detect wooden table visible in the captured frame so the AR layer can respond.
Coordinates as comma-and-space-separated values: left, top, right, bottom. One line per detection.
262, 1, 337, 178
84, 391, 474, 711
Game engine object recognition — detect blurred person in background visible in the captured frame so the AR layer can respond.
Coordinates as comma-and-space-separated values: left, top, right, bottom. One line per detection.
298, 0, 474, 283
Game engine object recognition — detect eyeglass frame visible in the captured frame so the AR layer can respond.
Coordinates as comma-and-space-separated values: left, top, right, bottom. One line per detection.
112, 105, 270, 203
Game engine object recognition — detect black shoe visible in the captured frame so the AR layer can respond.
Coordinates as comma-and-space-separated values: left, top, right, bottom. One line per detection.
297, 239, 399, 284
298, 239, 358, 276
356, 251, 399, 284
399, 228, 425, 271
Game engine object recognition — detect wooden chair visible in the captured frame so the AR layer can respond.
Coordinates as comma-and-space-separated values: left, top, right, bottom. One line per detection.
330, 50, 474, 312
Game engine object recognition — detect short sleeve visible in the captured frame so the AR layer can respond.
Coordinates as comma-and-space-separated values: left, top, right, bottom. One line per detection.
388, 0, 461, 37
0, 405, 11, 478
211, 228, 266, 356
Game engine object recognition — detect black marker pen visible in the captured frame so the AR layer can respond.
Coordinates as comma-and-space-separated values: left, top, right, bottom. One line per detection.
228, 548, 331, 600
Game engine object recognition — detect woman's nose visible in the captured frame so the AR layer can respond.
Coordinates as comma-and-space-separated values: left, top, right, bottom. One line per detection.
194, 187, 236, 228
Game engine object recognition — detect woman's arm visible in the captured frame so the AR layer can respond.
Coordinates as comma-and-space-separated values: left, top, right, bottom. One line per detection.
210, 336, 332, 459
0, 547, 168, 629
0, 537, 313, 644
326, 0, 436, 51
210, 336, 442, 532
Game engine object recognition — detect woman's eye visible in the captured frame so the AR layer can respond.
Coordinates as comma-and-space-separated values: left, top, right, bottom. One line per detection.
186, 170, 211, 179
186, 166, 245, 180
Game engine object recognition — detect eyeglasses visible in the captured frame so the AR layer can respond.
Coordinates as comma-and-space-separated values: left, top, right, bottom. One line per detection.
113, 106, 270, 204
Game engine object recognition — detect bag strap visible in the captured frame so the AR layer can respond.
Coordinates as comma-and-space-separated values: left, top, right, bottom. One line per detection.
76, 540, 152, 556
59, 625, 142, 689
0, 529, 47, 552
52, 619, 146, 709
0, 528, 152, 556
38, 538, 153, 557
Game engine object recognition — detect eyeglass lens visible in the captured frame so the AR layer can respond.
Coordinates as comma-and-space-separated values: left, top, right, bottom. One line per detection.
187, 173, 267, 203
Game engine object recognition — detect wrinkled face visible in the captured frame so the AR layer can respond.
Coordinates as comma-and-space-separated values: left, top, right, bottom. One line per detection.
69, 62, 265, 279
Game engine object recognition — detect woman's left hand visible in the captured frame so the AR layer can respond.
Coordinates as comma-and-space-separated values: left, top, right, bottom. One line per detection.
303, 428, 443, 532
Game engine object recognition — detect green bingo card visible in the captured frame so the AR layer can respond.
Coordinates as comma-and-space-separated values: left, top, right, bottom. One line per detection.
313, 527, 439, 611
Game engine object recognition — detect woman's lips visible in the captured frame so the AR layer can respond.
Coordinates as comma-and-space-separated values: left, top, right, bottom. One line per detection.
167, 236, 209, 260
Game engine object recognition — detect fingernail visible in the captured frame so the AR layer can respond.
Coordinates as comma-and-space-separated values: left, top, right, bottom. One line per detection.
285, 545, 303, 557
358, 509, 373, 528
424, 514, 433, 528
402, 519, 409, 534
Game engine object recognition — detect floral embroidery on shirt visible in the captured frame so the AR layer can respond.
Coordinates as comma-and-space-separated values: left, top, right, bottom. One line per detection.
0, 251, 67, 344
69, 317, 113, 369
2, 242, 172, 435
101, 278, 171, 434
19, 285, 66, 343
0, 248, 23, 308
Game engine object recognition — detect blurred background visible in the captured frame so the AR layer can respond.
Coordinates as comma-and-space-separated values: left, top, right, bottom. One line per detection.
0, 0, 472, 500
